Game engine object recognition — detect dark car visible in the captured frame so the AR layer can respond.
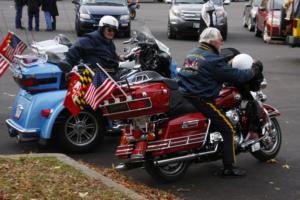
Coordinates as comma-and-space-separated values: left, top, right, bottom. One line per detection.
254, 0, 284, 42
72, 0, 131, 37
168, 0, 228, 40
243, 0, 260, 31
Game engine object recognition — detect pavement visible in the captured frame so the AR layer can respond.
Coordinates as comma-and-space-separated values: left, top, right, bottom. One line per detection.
0, 153, 146, 200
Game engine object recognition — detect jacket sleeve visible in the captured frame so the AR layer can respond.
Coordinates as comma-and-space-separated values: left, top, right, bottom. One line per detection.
211, 57, 254, 84
65, 36, 94, 66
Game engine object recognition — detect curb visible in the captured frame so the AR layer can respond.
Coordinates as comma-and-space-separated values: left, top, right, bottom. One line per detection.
0, 153, 146, 200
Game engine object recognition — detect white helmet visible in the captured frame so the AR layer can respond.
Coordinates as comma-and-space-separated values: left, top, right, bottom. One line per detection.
232, 53, 253, 70
99, 15, 119, 31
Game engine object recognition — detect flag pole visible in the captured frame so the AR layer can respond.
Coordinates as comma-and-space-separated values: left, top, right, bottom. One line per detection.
95, 63, 129, 98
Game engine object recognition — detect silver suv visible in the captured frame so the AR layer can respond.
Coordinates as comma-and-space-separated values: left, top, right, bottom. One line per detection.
168, 0, 228, 39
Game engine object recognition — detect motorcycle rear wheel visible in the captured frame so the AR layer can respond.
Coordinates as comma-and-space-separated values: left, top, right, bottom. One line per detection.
54, 110, 105, 153
144, 159, 189, 183
251, 118, 282, 162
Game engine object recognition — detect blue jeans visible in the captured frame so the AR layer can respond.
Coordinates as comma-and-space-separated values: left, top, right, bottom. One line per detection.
28, 10, 40, 31
44, 11, 52, 30
15, 5, 23, 28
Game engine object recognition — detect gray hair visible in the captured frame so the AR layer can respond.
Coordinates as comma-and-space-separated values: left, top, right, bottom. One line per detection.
199, 27, 223, 43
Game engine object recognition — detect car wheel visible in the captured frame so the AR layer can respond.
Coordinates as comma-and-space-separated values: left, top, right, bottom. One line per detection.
55, 110, 106, 153
221, 25, 228, 41
254, 22, 262, 37
76, 23, 84, 37
243, 14, 247, 28
167, 21, 176, 39
248, 18, 255, 31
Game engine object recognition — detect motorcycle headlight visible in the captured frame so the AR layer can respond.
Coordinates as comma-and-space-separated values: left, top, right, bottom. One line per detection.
171, 8, 181, 17
80, 13, 91, 20
120, 15, 130, 20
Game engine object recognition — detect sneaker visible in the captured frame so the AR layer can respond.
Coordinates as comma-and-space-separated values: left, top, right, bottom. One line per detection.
221, 166, 246, 178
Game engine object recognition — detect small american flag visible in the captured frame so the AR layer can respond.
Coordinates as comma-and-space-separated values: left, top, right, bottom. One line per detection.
0, 32, 27, 77
84, 68, 117, 110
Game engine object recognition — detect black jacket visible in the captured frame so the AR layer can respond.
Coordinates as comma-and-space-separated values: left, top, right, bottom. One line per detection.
65, 30, 119, 74
25, 0, 41, 12
15, 0, 25, 7
42, 0, 58, 16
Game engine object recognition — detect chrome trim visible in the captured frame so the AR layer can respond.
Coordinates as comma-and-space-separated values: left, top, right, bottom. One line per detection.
101, 97, 153, 117
5, 119, 39, 134
182, 119, 199, 129
154, 144, 219, 166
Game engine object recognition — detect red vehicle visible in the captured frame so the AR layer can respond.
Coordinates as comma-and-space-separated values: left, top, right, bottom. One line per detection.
101, 69, 282, 183
254, 0, 284, 42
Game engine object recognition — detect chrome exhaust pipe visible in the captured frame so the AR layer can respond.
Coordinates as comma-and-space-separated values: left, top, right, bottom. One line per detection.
154, 145, 218, 166
16, 134, 38, 143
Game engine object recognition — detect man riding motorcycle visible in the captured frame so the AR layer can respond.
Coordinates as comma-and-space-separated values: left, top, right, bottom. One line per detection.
177, 27, 262, 177
64, 15, 123, 76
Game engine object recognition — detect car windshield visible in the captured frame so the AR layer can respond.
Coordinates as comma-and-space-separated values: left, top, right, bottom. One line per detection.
81, 0, 126, 6
174, 0, 223, 6
264, 0, 283, 10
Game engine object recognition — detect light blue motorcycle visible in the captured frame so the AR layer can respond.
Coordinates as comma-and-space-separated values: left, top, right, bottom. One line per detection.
6, 31, 177, 153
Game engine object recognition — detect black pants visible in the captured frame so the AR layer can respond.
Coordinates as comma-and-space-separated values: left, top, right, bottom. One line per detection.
186, 97, 236, 165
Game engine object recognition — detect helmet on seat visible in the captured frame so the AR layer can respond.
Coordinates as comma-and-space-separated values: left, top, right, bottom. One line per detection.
99, 15, 119, 32
232, 53, 253, 70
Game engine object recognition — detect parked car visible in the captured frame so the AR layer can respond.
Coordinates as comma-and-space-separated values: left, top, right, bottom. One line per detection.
243, 0, 260, 31
168, 0, 228, 40
72, 0, 131, 37
254, 0, 284, 42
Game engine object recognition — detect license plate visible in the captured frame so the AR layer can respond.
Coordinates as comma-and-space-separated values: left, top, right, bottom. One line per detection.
193, 23, 200, 28
15, 105, 24, 119
251, 142, 261, 152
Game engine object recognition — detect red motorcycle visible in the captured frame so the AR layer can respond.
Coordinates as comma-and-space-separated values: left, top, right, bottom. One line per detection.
100, 70, 281, 183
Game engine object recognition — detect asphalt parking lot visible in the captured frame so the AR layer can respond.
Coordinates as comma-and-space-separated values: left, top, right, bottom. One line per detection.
1, 0, 300, 199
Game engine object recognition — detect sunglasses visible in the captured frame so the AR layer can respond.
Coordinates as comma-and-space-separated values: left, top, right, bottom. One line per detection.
105, 27, 116, 33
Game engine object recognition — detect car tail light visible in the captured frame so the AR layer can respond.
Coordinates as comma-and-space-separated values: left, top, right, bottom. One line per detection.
17, 78, 38, 87
41, 109, 52, 117
293, 20, 298, 28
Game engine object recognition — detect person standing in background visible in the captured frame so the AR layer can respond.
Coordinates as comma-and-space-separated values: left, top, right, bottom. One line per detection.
49, 0, 59, 31
26, 0, 41, 31
41, 0, 53, 31
15, 0, 26, 29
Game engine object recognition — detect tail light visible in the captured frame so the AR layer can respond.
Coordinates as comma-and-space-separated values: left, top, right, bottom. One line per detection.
41, 109, 52, 117
14, 77, 38, 87
293, 20, 298, 28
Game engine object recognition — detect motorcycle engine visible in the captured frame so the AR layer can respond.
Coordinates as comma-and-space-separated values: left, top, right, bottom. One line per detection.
225, 109, 240, 125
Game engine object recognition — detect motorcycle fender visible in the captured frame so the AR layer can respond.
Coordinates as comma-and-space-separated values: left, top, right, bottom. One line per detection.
263, 103, 280, 117
38, 90, 67, 139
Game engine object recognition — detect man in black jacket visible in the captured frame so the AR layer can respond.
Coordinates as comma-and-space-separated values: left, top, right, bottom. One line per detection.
25, 0, 41, 31
15, 0, 25, 29
65, 15, 122, 77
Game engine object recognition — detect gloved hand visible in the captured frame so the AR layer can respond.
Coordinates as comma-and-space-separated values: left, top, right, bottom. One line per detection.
252, 61, 263, 76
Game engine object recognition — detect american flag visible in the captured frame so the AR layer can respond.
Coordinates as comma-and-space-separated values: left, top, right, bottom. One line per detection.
0, 32, 27, 77
84, 68, 117, 110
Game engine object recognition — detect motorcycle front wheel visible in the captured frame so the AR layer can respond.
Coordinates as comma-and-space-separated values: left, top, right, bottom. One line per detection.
251, 118, 282, 161
144, 159, 189, 183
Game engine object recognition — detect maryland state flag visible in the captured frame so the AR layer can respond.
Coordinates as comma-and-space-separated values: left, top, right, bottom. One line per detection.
63, 69, 93, 116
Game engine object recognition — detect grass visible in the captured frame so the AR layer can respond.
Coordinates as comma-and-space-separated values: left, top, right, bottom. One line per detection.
0, 157, 131, 200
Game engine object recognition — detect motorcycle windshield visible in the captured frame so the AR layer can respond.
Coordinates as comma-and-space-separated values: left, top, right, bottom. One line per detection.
132, 23, 170, 54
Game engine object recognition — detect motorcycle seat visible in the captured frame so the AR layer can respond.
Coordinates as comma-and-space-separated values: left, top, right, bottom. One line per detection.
168, 90, 198, 117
